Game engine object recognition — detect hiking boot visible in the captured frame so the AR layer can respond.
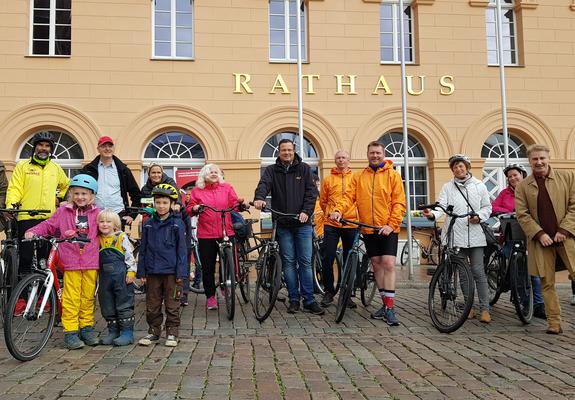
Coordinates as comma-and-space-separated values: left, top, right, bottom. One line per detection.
320, 292, 334, 307
138, 334, 160, 346
468, 309, 476, 319
64, 331, 85, 350
14, 299, 27, 317
382, 307, 400, 326
207, 296, 218, 310
479, 310, 491, 324
303, 301, 325, 315
100, 321, 120, 345
80, 326, 99, 346
533, 303, 546, 319
287, 301, 300, 314
370, 306, 387, 320
165, 335, 178, 347
113, 328, 134, 346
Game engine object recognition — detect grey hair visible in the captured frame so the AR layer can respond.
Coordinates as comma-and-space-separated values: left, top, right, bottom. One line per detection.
196, 164, 224, 189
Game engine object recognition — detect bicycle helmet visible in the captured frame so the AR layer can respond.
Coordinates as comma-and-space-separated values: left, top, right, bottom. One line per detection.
31, 131, 55, 152
448, 154, 471, 169
151, 183, 179, 200
503, 163, 527, 178
70, 174, 98, 194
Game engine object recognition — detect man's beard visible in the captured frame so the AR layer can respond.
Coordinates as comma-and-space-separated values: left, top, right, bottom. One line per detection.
35, 151, 50, 160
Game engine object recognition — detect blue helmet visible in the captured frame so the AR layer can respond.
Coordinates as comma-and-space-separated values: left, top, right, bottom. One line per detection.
70, 174, 98, 194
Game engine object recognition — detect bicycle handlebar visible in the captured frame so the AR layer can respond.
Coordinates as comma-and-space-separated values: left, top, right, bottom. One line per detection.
197, 202, 249, 214
248, 202, 299, 219
22, 236, 92, 244
339, 218, 382, 232
0, 208, 50, 216
417, 203, 477, 219
125, 206, 155, 216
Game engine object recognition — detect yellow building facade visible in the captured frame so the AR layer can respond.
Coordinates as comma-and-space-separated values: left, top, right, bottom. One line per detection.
1, 0, 575, 205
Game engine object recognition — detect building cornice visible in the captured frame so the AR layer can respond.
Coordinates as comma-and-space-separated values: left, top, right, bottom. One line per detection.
468, 0, 489, 7
468, 0, 538, 9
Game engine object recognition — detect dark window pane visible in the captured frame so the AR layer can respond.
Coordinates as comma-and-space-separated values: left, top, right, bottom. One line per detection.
55, 40, 71, 55
34, 0, 50, 8
56, 10, 71, 24
34, 9, 50, 24
56, 0, 71, 9
33, 40, 49, 54
33, 24, 50, 40
55, 25, 71, 40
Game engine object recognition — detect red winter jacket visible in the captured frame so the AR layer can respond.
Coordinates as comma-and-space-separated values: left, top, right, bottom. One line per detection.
186, 182, 239, 239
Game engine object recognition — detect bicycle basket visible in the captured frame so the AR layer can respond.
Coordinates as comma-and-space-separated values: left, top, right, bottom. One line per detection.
231, 211, 251, 240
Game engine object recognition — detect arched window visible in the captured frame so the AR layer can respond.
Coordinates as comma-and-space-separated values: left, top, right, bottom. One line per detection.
18, 130, 84, 178
481, 132, 528, 200
378, 132, 428, 209
260, 131, 319, 176
142, 131, 206, 186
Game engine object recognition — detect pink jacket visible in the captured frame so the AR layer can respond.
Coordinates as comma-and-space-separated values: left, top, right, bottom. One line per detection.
491, 186, 516, 214
27, 204, 100, 271
186, 182, 239, 239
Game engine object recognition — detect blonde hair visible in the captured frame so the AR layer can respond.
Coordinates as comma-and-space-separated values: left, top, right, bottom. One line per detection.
196, 164, 224, 189
97, 209, 121, 231
526, 144, 550, 157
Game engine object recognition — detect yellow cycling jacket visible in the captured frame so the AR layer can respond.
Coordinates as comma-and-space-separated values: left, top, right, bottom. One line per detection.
6, 159, 70, 221
336, 161, 406, 233
320, 167, 358, 229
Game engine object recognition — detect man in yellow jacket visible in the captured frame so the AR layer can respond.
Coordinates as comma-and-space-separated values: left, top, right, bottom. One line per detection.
330, 141, 406, 325
318, 150, 358, 307
6, 132, 69, 273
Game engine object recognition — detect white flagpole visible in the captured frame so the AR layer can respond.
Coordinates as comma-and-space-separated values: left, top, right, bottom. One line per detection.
296, 0, 305, 160
399, 0, 414, 280
495, 0, 509, 165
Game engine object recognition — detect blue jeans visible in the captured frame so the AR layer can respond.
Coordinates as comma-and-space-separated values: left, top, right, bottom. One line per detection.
532, 276, 543, 305
277, 224, 315, 305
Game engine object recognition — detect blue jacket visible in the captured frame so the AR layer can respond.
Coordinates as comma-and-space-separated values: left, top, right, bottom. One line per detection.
136, 213, 187, 279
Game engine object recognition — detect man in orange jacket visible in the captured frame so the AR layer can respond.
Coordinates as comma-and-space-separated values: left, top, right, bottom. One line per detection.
330, 141, 406, 325
318, 150, 358, 307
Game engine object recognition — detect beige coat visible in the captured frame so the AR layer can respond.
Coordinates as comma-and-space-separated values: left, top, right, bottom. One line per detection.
515, 167, 575, 278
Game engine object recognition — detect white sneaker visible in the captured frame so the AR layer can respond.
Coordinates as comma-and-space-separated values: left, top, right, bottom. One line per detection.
570, 295, 575, 306
138, 334, 160, 346
165, 335, 178, 347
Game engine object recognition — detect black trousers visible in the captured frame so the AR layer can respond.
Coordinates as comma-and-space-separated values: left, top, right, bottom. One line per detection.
321, 225, 357, 294
198, 237, 235, 298
17, 219, 49, 275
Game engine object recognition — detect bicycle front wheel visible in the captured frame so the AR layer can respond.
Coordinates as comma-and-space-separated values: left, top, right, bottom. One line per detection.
221, 247, 236, 321
253, 251, 281, 322
359, 256, 377, 307
238, 250, 251, 304
485, 250, 505, 306
311, 249, 324, 295
400, 241, 410, 266
4, 273, 56, 361
428, 258, 474, 333
510, 251, 533, 324
335, 251, 357, 323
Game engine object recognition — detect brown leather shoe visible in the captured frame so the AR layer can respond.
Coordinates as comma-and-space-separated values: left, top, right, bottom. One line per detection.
479, 310, 491, 323
467, 309, 476, 319
546, 325, 563, 334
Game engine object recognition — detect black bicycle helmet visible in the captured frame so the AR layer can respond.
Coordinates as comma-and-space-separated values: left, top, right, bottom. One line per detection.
151, 183, 179, 200
31, 131, 55, 152
448, 154, 471, 169
503, 163, 527, 178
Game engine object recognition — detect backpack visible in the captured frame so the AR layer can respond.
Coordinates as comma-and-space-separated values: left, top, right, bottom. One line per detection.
231, 211, 251, 240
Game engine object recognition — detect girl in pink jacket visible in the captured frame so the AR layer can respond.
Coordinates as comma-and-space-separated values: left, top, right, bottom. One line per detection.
186, 164, 241, 310
25, 174, 101, 350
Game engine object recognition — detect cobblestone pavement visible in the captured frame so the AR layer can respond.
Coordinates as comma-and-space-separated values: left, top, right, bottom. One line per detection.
0, 279, 574, 400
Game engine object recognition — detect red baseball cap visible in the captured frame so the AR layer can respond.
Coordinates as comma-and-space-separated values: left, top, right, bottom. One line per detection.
98, 136, 114, 146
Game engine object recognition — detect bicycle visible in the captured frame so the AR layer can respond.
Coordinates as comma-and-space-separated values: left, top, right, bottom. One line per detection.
400, 220, 441, 266
417, 203, 476, 334
3, 235, 90, 361
235, 217, 262, 303
0, 206, 49, 322
485, 213, 533, 324
310, 224, 342, 296
334, 219, 379, 324
196, 203, 248, 321
249, 203, 298, 323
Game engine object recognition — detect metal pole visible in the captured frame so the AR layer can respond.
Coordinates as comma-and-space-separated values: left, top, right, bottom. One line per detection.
495, 0, 509, 165
296, 0, 305, 160
399, 0, 414, 280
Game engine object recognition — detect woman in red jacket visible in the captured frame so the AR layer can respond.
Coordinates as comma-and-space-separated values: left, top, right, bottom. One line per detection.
186, 164, 242, 310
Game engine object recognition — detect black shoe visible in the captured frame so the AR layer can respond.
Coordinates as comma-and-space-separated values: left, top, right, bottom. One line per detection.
303, 301, 325, 315
533, 303, 546, 319
320, 292, 334, 307
347, 298, 357, 309
287, 301, 300, 314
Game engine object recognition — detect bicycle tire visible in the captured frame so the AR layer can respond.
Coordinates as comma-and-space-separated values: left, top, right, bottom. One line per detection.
4, 272, 56, 361
222, 247, 235, 321
189, 245, 205, 294
428, 258, 474, 333
253, 251, 281, 322
485, 250, 505, 306
510, 251, 533, 324
360, 256, 377, 307
400, 241, 410, 266
311, 249, 324, 295
428, 240, 441, 266
335, 251, 358, 323
4, 246, 18, 299
238, 252, 251, 304
333, 251, 343, 296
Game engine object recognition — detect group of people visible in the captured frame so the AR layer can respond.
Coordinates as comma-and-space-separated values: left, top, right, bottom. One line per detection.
0, 132, 574, 354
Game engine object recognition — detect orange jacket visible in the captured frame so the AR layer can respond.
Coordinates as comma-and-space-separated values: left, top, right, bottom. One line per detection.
313, 199, 324, 237
336, 161, 406, 233
320, 167, 358, 229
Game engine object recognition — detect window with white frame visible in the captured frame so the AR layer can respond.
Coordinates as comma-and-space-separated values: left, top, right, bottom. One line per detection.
481, 133, 528, 200
30, 0, 71, 56
19, 130, 83, 177
152, 0, 194, 59
486, 0, 518, 65
380, 1, 414, 64
378, 132, 428, 209
269, 0, 307, 62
